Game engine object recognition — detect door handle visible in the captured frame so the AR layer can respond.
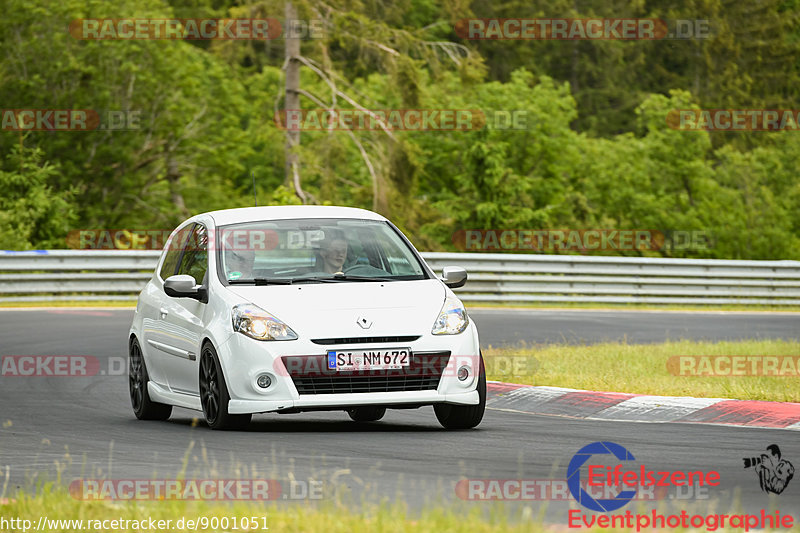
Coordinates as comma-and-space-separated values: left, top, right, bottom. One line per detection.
159, 308, 169, 319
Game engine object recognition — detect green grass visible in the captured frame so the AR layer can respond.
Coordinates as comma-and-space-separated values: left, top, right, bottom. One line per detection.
468, 301, 800, 312
3, 481, 798, 532
483, 339, 800, 402
0, 485, 542, 533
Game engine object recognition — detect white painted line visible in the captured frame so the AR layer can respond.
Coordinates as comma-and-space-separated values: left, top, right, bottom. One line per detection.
487, 385, 574, 411
487, 385, 799, 429
589, 395, 726, 423
488, 407, 800, 430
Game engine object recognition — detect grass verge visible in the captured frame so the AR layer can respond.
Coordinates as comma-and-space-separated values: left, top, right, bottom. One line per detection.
0, 486, 541, 533
468, 301, 800, 313
483, 339, 800, 402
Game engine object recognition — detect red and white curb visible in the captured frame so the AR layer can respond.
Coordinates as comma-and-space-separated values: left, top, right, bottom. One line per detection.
487, 382, 800, 430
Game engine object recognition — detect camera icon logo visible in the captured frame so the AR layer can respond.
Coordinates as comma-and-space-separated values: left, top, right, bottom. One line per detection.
743, 444, 794, 495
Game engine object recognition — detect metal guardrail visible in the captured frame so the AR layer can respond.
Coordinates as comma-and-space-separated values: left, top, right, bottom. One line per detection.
2, 250, 800, 305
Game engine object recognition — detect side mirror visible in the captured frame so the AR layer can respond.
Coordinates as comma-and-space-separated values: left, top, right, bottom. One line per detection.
164, 275, 207, 302
441, 266, 467, 289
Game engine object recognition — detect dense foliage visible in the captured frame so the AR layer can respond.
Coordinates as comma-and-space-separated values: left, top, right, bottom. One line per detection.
1, 0, 799, 258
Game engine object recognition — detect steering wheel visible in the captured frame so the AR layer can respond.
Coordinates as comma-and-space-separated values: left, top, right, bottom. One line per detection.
342, 263, 390, 276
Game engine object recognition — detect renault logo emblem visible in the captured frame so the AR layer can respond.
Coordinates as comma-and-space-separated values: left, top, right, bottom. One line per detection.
356, 317, 372, 329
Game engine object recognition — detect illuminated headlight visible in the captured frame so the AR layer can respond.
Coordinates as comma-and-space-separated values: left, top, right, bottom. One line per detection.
431, 296, 469, 335
232, 303, 298, 341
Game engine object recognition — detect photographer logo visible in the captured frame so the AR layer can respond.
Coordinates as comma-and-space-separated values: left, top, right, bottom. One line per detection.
567, 441, 721, 513
743, 445, 795, 495
567, 441, 638, 512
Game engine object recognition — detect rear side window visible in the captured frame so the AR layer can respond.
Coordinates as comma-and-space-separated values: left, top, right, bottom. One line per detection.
177, 223, 209, 285
159, 225, 192, 281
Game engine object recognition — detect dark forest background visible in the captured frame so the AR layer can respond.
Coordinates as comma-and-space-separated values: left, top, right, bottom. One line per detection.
2, 0, 799, 258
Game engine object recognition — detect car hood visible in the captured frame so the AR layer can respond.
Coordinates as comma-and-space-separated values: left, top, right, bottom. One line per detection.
224, 279, 446, 339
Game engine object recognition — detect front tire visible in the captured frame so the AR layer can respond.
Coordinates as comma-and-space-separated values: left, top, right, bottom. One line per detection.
434, 355, 486, 429
347, 406, 386, 422
199, 343, 251, 430
129, 338, 172, 421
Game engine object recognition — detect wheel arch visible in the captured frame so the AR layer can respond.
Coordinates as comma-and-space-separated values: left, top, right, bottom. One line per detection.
199, 336, 235, 393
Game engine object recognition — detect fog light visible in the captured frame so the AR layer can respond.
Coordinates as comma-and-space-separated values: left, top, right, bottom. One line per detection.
457, 365, 470, 381
256, 373, 273, 389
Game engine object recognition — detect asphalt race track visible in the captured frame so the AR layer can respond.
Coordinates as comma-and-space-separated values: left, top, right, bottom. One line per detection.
470, 308, 800, 346
1, 308, 798, 522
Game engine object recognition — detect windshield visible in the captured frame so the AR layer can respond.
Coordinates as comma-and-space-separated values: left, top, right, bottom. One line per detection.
216, 218, 427, 284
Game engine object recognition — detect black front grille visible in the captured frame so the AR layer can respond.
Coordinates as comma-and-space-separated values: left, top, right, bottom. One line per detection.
310, 335, 421, 345
283, 351, 450, 395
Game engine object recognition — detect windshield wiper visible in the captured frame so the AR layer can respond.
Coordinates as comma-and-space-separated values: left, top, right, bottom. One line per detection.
228, 277, 340, 285
227, 278, 294, 285
228, 275, 399, 285
326, 274, 398, 282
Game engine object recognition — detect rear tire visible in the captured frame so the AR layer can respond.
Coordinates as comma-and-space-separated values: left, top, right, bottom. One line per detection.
434, 355, 486, 429
129, 338, 172, 421
347, 406, 386, 422
199, 343, 251, 430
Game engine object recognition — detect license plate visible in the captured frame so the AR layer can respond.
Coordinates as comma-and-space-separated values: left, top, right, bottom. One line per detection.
327, 348, 411, 371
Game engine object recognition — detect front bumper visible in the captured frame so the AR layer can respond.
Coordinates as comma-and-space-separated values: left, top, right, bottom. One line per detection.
228, 390, 479, 414
217, 323, 481, 415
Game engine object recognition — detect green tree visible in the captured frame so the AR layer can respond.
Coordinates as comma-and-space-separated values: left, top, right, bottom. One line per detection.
0, 145, 75, 250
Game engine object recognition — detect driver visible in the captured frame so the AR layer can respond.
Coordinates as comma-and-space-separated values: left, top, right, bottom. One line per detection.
225, 249, 255, 280
318, 236, 348, 274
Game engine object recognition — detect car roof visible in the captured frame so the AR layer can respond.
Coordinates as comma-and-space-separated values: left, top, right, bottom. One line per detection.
202, 205, 387, 226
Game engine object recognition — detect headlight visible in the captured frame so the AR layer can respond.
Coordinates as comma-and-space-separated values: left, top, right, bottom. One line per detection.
232, 303, 298, 341
431, 296, 469, 335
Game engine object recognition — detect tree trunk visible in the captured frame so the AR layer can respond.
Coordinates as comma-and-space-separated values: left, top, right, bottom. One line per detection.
166, 158, 189, 218
284, 1, 306, 203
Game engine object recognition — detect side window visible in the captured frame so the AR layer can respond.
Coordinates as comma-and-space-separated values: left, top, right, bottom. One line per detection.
159, 225, 191, 281
177, 223, 209, 285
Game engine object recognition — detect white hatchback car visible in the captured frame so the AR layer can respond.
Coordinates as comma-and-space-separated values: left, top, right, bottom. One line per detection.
128, 206, 485, 430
